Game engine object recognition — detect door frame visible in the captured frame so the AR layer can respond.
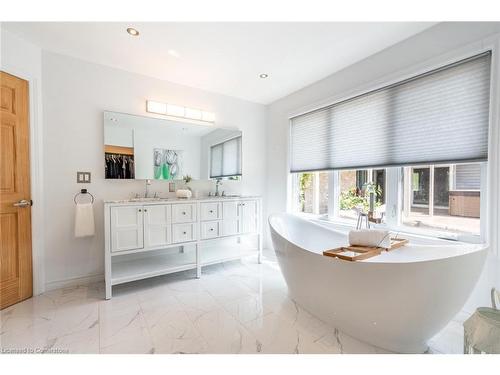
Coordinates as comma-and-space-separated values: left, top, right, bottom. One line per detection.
1, 65, 45, 295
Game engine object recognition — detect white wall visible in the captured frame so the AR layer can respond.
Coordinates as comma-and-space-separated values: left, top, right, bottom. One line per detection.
0, 27, 45, 295
265, 22, 500, 310
42, 51, 267, 288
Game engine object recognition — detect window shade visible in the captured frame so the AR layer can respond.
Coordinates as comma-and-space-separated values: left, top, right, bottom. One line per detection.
290, 52, 491, 173
210, 136, 242, 178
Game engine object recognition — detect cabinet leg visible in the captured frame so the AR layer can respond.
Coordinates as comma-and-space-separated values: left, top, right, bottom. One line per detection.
196, 243, 201, 279
105, 282, 112, 300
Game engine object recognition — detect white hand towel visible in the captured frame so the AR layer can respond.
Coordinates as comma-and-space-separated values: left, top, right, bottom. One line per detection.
348, 229, 391, 249
75, 203, 95, 238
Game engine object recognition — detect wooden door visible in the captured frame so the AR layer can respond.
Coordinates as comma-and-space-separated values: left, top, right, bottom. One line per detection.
110, 206, 144, 252
1, 71, 32, 309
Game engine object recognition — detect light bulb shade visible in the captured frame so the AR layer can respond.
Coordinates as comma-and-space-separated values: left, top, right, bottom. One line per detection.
166, 104, 185, 117
185, 108, 202, 120
146, 100, 215, 123
146, 101, 167, 114
202, 111, 215, 122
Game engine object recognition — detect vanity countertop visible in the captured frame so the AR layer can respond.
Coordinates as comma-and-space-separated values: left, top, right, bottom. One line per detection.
103, 195, 261, 204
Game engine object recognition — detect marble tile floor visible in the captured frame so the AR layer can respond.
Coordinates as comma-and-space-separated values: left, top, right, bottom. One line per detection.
0, 255, 466, 354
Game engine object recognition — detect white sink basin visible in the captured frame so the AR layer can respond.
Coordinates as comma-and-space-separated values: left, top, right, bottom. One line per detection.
129, 197, 165, 202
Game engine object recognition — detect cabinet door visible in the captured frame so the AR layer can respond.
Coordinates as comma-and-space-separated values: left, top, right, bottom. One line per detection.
240, 200, 257, 234
144, 205, 171, 249
110, 206, 144, 252
222, 201, 239, 219
222, 201, 240, 236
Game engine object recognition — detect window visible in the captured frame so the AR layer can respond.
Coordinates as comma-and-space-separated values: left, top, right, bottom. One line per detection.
210, 136, 242, 179
289, 52, 491, 242
292, 163, 484, 239
338, 169, 385, 220
402, 163, 482, 236
292, 172, 329, 215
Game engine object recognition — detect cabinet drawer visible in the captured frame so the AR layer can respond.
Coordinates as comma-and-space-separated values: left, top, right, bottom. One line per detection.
172, 203, 196, 223
172, 223, 196, 243
201, 221, 220, 239
201, 202, 221, 221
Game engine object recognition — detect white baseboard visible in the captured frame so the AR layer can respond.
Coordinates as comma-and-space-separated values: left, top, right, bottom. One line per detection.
45, 273, 104, 292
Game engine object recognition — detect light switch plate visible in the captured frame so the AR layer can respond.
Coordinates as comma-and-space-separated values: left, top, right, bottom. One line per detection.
77, 172, 91, 183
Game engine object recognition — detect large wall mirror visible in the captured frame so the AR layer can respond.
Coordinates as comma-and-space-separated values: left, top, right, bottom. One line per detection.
104, 111, 242, 180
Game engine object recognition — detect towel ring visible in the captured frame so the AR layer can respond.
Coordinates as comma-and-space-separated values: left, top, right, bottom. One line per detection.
74, 189, 95, 204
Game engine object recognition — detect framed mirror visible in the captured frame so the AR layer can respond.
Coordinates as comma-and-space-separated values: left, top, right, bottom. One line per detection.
103, 111, 242, 180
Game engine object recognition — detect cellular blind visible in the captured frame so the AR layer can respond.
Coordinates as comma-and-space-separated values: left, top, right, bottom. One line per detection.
290, 52, 491, 173
210, 136, 242, 178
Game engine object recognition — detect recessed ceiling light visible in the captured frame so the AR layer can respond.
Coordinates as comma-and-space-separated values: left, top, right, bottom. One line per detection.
126, 27, 139, 36
259, 73, 268, 79
168, 49, 180, 58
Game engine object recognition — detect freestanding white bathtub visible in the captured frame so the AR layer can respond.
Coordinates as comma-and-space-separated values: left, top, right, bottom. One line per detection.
269, 213, 488, 353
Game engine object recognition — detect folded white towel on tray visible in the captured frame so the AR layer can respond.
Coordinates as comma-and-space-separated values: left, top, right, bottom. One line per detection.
348, 229, 391, 249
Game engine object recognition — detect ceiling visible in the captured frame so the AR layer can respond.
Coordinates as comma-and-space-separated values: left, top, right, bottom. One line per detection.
3, 22, 436, 104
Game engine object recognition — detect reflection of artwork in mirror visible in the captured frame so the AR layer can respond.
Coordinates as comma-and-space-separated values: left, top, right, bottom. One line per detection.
153, 149, 183, 180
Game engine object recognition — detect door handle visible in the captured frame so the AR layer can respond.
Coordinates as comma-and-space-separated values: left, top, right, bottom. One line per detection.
13, 199, 32, 208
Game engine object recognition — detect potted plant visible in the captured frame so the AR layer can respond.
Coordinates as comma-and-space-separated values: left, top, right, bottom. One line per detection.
182, 175, 192, 191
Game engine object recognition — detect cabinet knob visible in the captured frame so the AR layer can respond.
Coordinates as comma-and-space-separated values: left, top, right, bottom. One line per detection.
210, 228, 214, 231
182, 211, 186, 215
144, 209, 147, 212
138, 209, 142, 212
183, 231, 187, 235
209, 210, 213, 213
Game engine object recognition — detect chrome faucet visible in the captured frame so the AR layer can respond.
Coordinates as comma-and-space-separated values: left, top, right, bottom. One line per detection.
214, 178, 223, 196
145, 179, 152, 198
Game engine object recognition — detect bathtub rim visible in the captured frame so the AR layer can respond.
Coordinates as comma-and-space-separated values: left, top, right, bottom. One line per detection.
268, 212, 489, 265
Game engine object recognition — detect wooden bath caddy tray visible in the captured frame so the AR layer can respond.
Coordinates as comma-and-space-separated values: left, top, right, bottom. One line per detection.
323, 238, 409, 262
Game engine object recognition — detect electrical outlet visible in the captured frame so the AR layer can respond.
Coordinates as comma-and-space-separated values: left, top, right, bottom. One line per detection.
77, 172, 91, 183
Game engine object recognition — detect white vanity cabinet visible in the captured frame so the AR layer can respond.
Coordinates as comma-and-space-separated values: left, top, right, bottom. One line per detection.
104, 197, 262, 299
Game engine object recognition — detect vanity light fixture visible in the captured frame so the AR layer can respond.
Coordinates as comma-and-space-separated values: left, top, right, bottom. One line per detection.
146, 100, 215, 123
259, 73, 269, 79
126, 27, 140, 36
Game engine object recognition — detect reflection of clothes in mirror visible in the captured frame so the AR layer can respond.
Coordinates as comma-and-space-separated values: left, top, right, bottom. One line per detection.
105, 153, 135, 179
